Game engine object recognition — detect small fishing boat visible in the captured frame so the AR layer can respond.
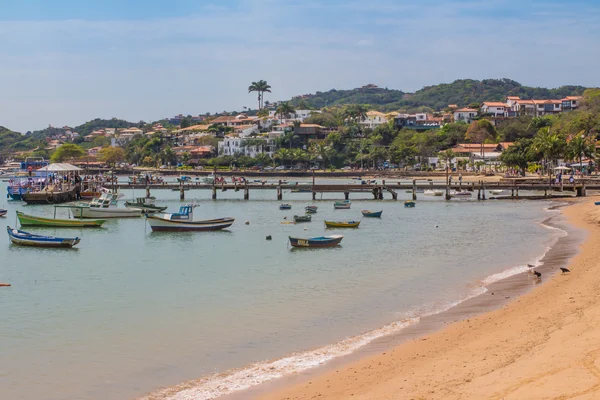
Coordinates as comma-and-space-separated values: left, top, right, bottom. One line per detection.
424, 189, 444, 196
404, 201, 415, 208
405, 189, 425, 193
490, 189, 504, 195
146, 205, 234, 232
0, 209, 6, 217
288, 235, 343, 248
334, 200, 351, 210
451, 191, 472, 198
291, 188, 312, 193
293, 215, 312, 223
7, 226, 80, 248
305, 205, 318, 214
69, 192, 142, 219
177, 176, 192, 183
595, 201, 600, 206
124, 197, 167, 213
279, 204, 292, 210
16, 211, 105, 228
324, 220, 360, 228
361, 210, 383, 217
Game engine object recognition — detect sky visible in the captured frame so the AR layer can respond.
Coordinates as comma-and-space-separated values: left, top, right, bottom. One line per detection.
1, 0, 599, 132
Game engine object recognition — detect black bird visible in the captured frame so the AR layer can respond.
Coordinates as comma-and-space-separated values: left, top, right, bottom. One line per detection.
560, 267, 571, 274
527, 264, 536, 269
533, 271, 542, 279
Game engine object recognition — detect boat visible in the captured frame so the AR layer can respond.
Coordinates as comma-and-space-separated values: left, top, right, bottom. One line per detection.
6, 226, 80, 248
596, 202, 600, 206
490, 189, 504, 195
202, 175, 216, 184
0, 209, 6, 217
293, 215, 312, 223
124, 197, 167, 213
424, 189, 444, 196
405, 189, 425, 193
291, 188, 312, 193
324, 220, 360, 228
146, 205, 234, 232
280, 204, 292, 210
451, 191, 472, 198
305, 205, 318, 214
334, 200, 351, 210
361, 210, 383, 217
404, 201, 415, 208
289, 235, 344, 248
16, 210, 105, 227
177, 176, 192, 183
69, 192, 142, 219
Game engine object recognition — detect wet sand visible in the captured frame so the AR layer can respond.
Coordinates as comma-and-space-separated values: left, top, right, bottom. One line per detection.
259, 199, 599, 400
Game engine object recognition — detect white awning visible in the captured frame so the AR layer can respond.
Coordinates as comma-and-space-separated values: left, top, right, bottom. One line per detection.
38, 163, 83, 172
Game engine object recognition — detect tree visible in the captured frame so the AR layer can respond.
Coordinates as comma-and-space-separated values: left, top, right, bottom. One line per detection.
50, 143, 85, 162
438, 149, 455, 170
499, 138, 534, 176
275, 102, 296, 121
566, 131, 596, 170
248, 80, 272, 110
466, 119, 497, 157
532, 127, 566, 182
180, 118, 192, 129
343, 104, 368, 124
98, 146, 126, 166
254, 153, 272, 167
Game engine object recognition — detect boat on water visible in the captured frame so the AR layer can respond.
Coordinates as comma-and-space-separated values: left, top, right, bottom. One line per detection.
280, 204, 292, 210
405, 189, 425, 193
0, 209, 6, 217
334, 200, 351, 210
124, 197, 167, 213
293, 215, 312, 223
289, 235, 343, 248
361, 210, 382, 217
69, 192, 142, 219
404, 201, 416, 208
291, 188, 312, 193
146, 205, 234, 232
7, 226, 80, 248
177, 176, 192, 183
424, 189, 444, 196
16, 210, 105, 228
451, 190, 472, 198
305, 205, 318, 214
490, 189, 504, 195
324, 220, 360, 228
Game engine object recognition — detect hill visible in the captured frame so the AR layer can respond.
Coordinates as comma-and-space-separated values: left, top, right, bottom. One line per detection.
29, 118, 139, 140
288, 79, 587, 111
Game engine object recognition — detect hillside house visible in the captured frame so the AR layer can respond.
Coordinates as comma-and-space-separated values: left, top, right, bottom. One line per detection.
453, 108, 478, 123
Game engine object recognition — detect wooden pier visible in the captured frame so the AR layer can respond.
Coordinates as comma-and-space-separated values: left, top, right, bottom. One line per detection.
111, 179, 595, 201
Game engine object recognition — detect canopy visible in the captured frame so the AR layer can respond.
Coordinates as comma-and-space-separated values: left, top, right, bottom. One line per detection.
553, 166, 572, 170
38, 163, 82, 172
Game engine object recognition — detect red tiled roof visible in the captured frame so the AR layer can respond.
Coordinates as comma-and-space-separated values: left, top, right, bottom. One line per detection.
482, 102, 509, 107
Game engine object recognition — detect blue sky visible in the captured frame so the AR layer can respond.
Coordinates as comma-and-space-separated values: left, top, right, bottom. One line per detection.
1, 0, 599, 132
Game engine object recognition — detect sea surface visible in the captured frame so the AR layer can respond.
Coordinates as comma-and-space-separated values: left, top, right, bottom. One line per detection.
0, 179, 565, 400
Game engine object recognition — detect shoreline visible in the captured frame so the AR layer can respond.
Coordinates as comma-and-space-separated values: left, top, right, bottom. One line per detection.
139, 200, 580, 400
255, 198, 598, 400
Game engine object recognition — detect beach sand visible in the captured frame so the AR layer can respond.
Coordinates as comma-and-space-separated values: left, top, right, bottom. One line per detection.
261, 199, 600, 400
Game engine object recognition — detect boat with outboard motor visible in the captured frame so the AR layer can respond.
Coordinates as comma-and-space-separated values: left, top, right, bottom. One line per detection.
146, 205, 234, 232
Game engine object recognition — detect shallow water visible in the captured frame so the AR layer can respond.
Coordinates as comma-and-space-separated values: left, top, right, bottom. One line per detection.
0, 181, 562, 399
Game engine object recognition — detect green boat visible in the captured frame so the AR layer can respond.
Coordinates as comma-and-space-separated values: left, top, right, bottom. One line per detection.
16, 211, 105, 228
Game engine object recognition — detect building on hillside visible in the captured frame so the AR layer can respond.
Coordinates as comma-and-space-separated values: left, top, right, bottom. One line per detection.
480, 102, 509, 117
269, 109, 320, 124
218, 136, 277, 158
173, 145, 213, 159
505, 96, 582, 117
394, 113, 443, 130
233, 124, 259, 137
452, 142, 514, 166
294, 124, 329, 145
561, 96, 582, 111
177, 124, 211, 134
359, 111, 389, 129
453, 108, 478, 124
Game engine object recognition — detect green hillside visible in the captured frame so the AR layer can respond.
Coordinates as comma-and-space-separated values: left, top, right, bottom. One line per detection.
289, 79, 587, 111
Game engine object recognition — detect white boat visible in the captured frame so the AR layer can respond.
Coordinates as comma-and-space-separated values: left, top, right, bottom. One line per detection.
202, 174, 215, 184
424, 189, 443, 196
69, 192, 142, 218
490, 189, 504, 195
450, 190, 472, 198
147, 205, 234, 231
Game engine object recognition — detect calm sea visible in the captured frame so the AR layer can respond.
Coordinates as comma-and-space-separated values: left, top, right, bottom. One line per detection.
0, 178, 563, 400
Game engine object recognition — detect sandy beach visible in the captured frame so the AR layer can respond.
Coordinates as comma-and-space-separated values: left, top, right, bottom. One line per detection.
261, 199, 600, 400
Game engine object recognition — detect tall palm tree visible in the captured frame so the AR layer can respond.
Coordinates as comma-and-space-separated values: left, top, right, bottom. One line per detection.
248, 80, 272, 110
276, 102, 296, 121
532, 127, 566, 183
566, 131, 596, 173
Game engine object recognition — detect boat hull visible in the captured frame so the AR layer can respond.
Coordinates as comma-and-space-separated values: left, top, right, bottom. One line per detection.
69, 206, 142, 219
361, 210, 382, 217
289, 235, 343, 248
16, 212, 105, 227
124, 203, 168, 213
0, 209, 6, 217
147, 217, 234, 232
324, 221, 360, 228
7, 227, 80, 248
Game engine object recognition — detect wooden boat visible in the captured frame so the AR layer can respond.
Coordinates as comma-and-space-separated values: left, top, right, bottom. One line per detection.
289, 235, 343, 248
279, 204, 292, 210
69, 192, 142, 218
451, 190, 472, 198
361, 210, 383, 217
404, 201, 415, 208
177, 176, 192, 183
293, 215, 312, 223
324, 220, 360, 228
334, 200, 351, 210
305, 205, 318, 214
7, 226, 80, 248
0, 209, 6, 217
147, 205, 234, 232
16, 211, 105, 228
125, 197, 167, 213
490, 189, 504, 195
424, 189, 443, 196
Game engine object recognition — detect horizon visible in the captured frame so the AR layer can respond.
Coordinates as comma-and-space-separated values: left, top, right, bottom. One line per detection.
2, 0, 600, 132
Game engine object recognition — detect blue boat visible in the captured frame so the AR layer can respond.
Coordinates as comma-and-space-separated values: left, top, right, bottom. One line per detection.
595, 201, 600, 206
404, 201, 416, 208
361, 210, 383, 217
6, 226, 80, 248
289, 235, 343, 248
0, 209, 6, 217
280, 204, 292, 210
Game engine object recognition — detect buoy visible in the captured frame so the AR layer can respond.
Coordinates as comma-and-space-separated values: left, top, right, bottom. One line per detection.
266, 235, 272, 240
304, 227, 307, 231
0, 283, 11, 287
245, 221, 250, 225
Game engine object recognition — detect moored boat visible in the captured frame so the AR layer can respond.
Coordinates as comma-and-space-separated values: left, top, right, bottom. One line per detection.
305, 205, 318, 214
124, 197, 167, 213
288, 235, 343, 248
404, 201, 415, 208
293, 215, 312, 223
69, 192, 142, 218
361, 210, 383, 217
16, 211, 105, 227
147, 205, 234, 232
424, 189, 444, 196
0, 209, 6, 217
490, 189, 504, 195
324, 220, 360, 228
450, 190, 472, 198
334, 200, 351, 209
279, 204, 292, 210
6, 226, 80, 248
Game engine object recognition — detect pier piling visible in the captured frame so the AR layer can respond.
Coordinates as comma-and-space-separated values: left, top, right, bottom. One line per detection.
212, 186, 217, 200
146, 186, 150, 198
482, 181, 486, 200
412, 179, 417, 201
179, 183, 185, 200
244, 185, 249, 200
277, 186, 282, 201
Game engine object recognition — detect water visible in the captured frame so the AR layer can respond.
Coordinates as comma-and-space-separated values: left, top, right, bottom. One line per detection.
0, 180, 563, 400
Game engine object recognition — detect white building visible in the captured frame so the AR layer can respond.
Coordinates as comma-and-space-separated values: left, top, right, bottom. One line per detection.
218, 136, 277, 158
453, 108, 478, 124
481, 102, 509, 117
268, 109, 320, 124
359, 111, 389, 129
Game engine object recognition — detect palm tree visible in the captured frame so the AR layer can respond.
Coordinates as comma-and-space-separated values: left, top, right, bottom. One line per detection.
276, 102, 296, 121
248, 80, 272, 110
343, 104, 368, 123
566, 131, 596, 172
532, 127, 566, 183
309, 142, 333, 169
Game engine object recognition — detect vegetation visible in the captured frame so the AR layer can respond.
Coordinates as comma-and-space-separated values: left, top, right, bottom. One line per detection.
248, 80, 272, 110
50, 143, 85, 162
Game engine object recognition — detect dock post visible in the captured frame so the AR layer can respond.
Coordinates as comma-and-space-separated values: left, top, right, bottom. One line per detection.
511, 189, 514, 197
312, 191, 316, 200
212, 185, 217, 200
477, 181, 481, 200
544, 188, 548, 197
146, 186, 150, 198
244, 184, 249, 200
180, 184, 185, 200
345, 191, 350, 200
482, 181, 486, 200
277, 186, 282, 201
412, 179, 417, 201
378, 187, 383, 200
560, 179, 564, 192
516, 188, 519, 198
